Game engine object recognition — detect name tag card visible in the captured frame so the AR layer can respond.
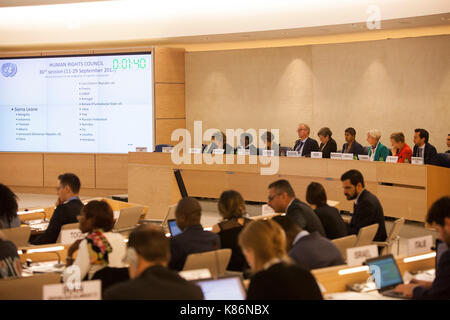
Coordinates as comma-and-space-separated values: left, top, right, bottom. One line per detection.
311, 152, 323, 159
330, 152, 342, 160
135, 147, 147, 152
43, 280, 101, 300
346, 245, 378, 266
342, 153, 354, 160
411, 157, 424, 165
162, 147, 174, 153
358, 155, 370, 161
189, 148, 202, 154
407, 235, 433, 256
286, 151, 299, 157
262, 150, 275, 157
237, 149, 250, 156
60, 229, 87, 245
212, 148, 225, 155
179, 268, 212, 281
386, 156, 399, 163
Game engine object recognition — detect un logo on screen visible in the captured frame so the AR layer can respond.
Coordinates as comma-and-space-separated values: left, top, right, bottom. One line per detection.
1, 63, 17, 77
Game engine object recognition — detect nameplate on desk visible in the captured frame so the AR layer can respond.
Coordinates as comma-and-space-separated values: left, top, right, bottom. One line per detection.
358, 155, 370, 161
386, 156, 399, 163
342, 153, 354, 160
162, 147, 174, 153
311, 152, 323, 159
330, 152, 342, 160
237, 149, 250, 156
407, 235, 433, 256
43, 280, 101, 300
411, 157, 424, 165
60, 229, 87, 245
286, 151, 299, 157
212, 148, 225, 155
262, 150, 275, 157
179, 268, 212, 281
189, 148, 202, 154
347, 245, 378, 266
135, 147, 147, 152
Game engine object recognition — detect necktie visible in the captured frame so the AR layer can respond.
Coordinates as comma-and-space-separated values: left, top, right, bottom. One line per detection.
295, 141, 304, 152
418, 148, 423, 157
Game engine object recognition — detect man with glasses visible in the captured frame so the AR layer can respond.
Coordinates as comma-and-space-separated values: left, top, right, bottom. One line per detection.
292, 123, 319, 157
267, 179, 325, 236
31, 173, 83, 245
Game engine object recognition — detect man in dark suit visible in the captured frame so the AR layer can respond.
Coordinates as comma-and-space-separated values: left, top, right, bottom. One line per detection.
340, 170, 387, 242
267, 179, 325, 236
292, 123, 319, 157
31, 173, 83, 245
394, 196, 450, 299
169, 197, 220, 271
342, 127, 367, 156
412, 128, 437, 164
103, 224, 204, 300
272, 215, 344, 270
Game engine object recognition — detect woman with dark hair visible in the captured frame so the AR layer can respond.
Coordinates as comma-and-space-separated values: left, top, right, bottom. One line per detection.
317, 127, 337, 158
0, 184, 21, 229
306, 182, 347, 240
211, 190, 252, 272
63, 200, 127, 282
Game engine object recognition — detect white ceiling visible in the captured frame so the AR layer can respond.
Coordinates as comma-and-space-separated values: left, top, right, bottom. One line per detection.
0, 0, 449, 50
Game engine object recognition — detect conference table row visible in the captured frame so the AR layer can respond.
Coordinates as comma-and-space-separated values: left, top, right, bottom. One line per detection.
128, 152, 450, 222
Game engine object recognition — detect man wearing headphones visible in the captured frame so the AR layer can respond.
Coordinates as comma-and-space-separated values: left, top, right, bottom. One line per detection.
103, 224, 203, 300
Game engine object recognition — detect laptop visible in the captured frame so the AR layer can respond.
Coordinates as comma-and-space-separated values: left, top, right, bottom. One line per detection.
365, 254, 410, 299
174, 169, 188, 198
193, 276, 246, 300
167, 219, 182, 237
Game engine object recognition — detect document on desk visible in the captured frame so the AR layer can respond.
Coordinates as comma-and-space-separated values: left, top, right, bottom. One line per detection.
325, 291, 399, 300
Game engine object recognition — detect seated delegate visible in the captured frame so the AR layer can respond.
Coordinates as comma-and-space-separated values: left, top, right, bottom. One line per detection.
63, 200, 126, 282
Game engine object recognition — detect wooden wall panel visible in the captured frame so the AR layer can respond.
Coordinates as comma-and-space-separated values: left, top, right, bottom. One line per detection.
95, 154, 128, 189
186, 35, 450, 153
43, 153, 95, 188
0, 153, 43, 187
154, 47, 185, 83
155, 119, 187, 146
155, 83, 185, 119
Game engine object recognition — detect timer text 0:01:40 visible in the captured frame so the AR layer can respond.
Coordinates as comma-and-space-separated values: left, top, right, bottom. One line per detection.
112, 58, 147, 69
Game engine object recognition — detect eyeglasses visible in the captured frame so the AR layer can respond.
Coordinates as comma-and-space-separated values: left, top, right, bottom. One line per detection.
268, 193, 282, 202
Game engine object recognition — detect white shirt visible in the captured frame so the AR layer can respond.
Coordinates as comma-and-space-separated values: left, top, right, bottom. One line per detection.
63, 232, 127, 282
418, 145, 425, 158
354, 188, 365, 206
292, 230, 310, 246
298, 137, 309, 156
369, 142, 379, 161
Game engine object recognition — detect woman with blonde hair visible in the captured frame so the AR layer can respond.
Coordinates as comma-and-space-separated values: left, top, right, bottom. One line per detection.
238, 219, 323, 300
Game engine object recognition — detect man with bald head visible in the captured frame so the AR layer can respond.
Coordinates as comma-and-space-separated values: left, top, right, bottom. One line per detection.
168, 197, 221, 271
293, 123, 319, 157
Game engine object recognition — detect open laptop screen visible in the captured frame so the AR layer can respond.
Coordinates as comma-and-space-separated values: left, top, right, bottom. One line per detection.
366, 255, 403, 290
194, 276, 246, 300
168, 219, 182, 237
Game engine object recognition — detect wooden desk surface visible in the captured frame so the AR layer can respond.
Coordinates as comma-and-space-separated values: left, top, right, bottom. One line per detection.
128, 153, 450, 222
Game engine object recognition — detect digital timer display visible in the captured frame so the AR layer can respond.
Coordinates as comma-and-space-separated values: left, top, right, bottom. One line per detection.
113, 57, 147, 70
